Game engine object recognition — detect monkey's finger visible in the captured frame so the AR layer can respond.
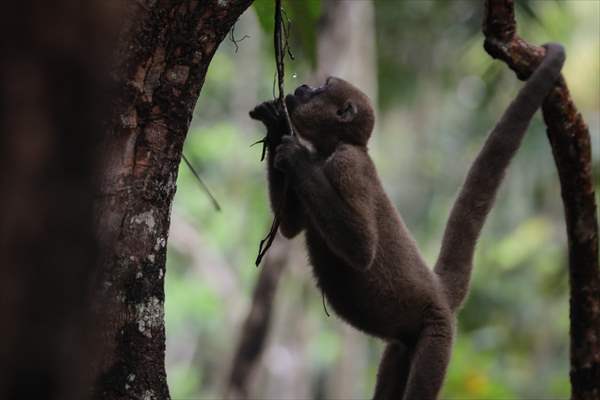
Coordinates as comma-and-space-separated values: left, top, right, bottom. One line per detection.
249, 107, 266, 121
280, 135, 300, 145
265, 101, 278, 113
250, 102, 271, 117
273, 151, 288, 171
250, 102, 279, 122
268, 101, 284, 115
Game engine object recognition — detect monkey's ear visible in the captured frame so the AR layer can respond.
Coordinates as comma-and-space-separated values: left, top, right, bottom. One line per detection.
337, 100, 357, 122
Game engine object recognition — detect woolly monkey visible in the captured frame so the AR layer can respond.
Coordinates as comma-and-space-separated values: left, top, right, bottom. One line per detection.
250, 43, 565, 400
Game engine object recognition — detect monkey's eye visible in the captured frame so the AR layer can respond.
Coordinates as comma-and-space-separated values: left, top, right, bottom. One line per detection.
337, 103, 353, 116
336, 101, 358, 122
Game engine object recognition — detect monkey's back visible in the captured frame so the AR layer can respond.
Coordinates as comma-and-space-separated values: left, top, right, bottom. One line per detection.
305, 160, 442, 341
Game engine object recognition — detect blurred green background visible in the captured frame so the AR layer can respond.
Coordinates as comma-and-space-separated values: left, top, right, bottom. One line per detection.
165, 1, 599, 399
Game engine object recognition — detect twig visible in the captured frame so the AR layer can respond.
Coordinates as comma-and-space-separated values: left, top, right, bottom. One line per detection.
281, 8, 295, 61
255, 214, 280, 266
322, 291, 330, 317
274, 0, 294, 136
229, 23, 250, 53
182, 153, 221, 211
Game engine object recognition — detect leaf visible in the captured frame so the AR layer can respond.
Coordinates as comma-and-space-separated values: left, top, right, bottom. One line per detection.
253, 0, 275, 35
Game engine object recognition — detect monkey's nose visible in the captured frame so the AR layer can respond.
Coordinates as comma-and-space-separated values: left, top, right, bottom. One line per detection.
295, 84, 310, 94
294, 84, 313, 99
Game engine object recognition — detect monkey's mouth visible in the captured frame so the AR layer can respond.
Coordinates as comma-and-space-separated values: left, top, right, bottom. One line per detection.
286, 84, 323, 113
285, 93, 299, 113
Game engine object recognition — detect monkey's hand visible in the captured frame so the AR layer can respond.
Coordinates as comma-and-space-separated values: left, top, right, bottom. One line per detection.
249, 101, 290, 147
274, 135, 310, 175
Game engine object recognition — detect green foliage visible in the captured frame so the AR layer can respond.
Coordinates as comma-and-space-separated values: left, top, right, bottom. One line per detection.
252, 0, 274, 35
166, 271, 221, 331
443, 338, 516, 399
169, 365, 202, 400
253, 0, 321, 67
490, 217, 553, 270
165, 1, 598, 398
311, 329, 341, 367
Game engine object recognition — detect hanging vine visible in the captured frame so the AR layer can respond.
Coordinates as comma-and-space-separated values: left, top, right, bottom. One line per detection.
255, 0, 294, 266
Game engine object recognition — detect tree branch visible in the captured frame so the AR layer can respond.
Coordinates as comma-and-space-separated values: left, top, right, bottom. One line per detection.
483, 1, 600, 399
225, 238, 290, 399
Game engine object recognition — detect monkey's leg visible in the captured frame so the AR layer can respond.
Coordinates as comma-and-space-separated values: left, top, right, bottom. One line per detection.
373, 342, 412, 400
402, 308, 453, 400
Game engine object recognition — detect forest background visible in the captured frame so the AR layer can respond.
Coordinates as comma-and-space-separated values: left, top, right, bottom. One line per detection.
164, 1, 599, 399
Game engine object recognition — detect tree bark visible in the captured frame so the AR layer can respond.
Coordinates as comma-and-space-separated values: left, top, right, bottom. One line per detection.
483, 1, 600, 399
93, 1, 252, 399
0, 1, 112, 399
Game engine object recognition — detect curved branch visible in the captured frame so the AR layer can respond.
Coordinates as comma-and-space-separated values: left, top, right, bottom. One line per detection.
483, 1, 599, 399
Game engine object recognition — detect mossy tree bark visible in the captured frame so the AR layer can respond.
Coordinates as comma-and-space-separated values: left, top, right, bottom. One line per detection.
483, 1, 599, 399
93, 1, 252, 399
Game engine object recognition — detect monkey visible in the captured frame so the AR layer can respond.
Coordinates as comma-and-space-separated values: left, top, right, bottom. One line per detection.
249, 43, 565, 400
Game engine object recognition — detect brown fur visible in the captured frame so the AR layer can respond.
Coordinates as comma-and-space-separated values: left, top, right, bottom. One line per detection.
249, 44, 565, 400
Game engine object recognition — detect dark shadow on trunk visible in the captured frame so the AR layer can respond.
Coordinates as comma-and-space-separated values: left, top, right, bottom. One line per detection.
0, 1, 113, 398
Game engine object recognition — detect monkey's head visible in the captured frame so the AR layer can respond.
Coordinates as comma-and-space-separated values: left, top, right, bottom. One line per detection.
285, 77, 374, 153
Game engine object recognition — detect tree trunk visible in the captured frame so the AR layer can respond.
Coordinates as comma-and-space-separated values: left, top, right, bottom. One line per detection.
224, 237, 291, 399
93, 1, 252, 399
317, 0, 377, 101
483, 1, 600, 399
317, 1, 377, 398
0, 1, 111, 399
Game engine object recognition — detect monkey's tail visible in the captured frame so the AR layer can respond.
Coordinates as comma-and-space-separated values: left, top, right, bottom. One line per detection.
434, 43, 566, 312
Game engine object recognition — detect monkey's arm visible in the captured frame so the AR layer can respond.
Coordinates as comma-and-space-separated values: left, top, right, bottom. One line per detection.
278, 140, 378, 270
435, 43, 565, 311
250, 102, 305, 238
266, 141, 305, 238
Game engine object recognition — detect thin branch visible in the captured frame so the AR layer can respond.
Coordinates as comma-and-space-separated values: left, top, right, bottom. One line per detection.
229, 23, 250, 53
274, 0, 294, 136
255, 212, 280, 266
182, 153, 221, 211
483, 1, 599, 399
